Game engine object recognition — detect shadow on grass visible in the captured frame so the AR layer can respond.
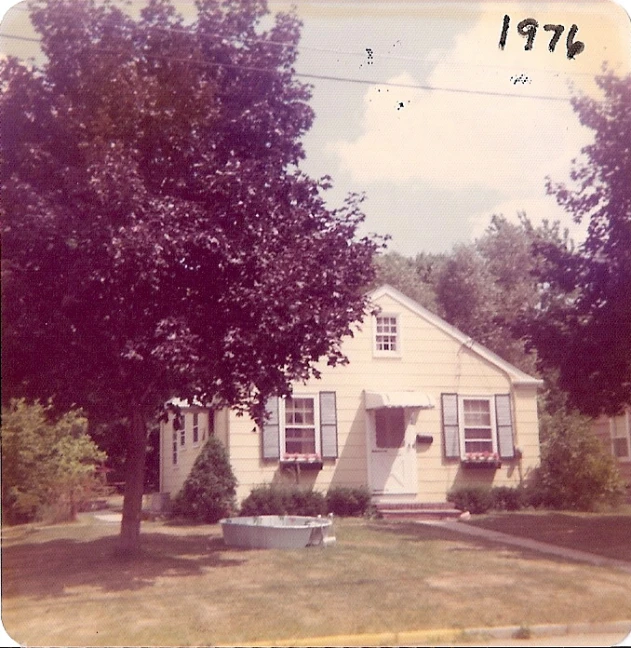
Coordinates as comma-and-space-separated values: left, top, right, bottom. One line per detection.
2, 532, 245, 600
362, 521, 567, 560
364, 514, 631, 565
466, 511, 631, 562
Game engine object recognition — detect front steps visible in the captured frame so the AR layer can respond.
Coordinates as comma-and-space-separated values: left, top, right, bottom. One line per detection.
375, 500, 462, 520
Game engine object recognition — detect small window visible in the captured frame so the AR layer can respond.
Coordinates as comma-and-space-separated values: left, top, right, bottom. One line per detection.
180, 414, 186, 446
192, 412, 199, 445
374, 314, 400, 356
375, 409, 406, 448
284, 397, 317, 454
172, 430, 178, 465
462, 399, 494, 454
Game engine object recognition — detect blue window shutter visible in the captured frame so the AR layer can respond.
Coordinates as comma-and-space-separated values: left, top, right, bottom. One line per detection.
320, 392, 338, 459
495, 394, 515, 459
262, 397, 280, 460
441, 393, 460, 459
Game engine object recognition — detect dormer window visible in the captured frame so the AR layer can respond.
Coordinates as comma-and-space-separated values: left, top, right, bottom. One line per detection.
374, 314, 401, 356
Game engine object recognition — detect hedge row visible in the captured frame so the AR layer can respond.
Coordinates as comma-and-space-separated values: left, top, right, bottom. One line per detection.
448, 486, 528, 514
239, 485, 372, 517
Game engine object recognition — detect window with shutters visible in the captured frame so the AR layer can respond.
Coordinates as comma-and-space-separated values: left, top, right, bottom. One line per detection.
262, 392, 338, 464
441, 393, 515, 465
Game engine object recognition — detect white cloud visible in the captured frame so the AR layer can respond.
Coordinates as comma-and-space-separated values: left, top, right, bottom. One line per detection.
331, 8, 608, 196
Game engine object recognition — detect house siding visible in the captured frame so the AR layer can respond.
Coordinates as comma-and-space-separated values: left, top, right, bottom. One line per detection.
160, 409, 210, 497
160, 287, 541, 505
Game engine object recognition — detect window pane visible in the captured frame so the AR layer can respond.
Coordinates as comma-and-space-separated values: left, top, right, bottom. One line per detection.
375, 409, 406, 448
463, 400, 491, 426
285, 427, 316, 454
465, 440, 494, 453
286, 397, 315, 425
464, 428, 493, 440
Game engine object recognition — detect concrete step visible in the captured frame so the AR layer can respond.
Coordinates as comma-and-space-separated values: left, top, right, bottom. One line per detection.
375, 501, 462, 520
378, 507, 462, 520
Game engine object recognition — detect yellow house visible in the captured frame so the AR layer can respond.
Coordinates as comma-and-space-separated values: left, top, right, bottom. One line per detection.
159, 285, 542, 508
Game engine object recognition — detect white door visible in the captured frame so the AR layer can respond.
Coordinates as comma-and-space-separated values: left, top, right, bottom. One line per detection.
369, 408, 418, 495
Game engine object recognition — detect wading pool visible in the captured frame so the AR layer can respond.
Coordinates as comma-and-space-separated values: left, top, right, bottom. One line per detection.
220, 515, 335, 549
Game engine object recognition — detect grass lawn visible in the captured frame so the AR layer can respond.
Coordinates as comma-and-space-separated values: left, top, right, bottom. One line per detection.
464, 507, 631, 562
2, 514, 631, 646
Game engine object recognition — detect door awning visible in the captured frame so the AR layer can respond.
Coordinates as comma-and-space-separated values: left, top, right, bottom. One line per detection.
364, 391, 435, 410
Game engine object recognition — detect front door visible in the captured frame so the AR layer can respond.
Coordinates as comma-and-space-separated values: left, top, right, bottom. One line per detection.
369, 408, 418, 495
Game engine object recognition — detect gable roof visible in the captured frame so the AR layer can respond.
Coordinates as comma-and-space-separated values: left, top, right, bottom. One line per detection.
368, 284, 542, 388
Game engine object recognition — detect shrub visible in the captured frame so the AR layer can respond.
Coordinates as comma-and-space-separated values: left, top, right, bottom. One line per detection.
326, 486, 372, 516
239, 485, 287, 516
449, 486, 528, 514
448, 487, 493, 514
239, 485, 327, 517
171, 437, 237, 523
528, 409, 626, 511
490, 486, 526, 511
1, 399, 107, 525
286, 489, 328, 516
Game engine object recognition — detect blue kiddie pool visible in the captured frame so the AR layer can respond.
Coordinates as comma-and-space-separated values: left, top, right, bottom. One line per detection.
220, 515, 335, 549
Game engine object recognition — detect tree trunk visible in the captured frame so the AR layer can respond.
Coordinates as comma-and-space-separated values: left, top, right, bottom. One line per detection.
119, 409, 147, 557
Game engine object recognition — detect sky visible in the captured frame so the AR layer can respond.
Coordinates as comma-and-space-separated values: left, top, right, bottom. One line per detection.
1, 0, 630, 256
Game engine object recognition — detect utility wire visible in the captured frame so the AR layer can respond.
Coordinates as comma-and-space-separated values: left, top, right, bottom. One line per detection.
0, 30, 574, 101
2, 3, 603, 78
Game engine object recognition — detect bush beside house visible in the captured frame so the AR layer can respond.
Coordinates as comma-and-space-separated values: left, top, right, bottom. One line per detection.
528, 409, 626, 511
239, 485, 372, 518
448, 486, 527, 514
171, 437, 237, 523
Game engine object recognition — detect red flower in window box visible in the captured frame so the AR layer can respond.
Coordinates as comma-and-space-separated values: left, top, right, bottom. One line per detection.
282, 453, 322, 463
462, 452, 501, 468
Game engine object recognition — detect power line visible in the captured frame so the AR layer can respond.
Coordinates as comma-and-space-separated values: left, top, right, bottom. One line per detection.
0, 31, 574, 102
2, 2, 602, 78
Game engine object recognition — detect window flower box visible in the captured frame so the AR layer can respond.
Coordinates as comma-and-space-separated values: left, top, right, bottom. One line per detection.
461, 452, 501, 469
280, 453, 323, 470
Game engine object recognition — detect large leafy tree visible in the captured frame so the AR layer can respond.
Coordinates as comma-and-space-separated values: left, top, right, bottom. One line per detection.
1, 0, 383, 553
434, 215, 545, 374
372, 250, 442, 312
373, 216, 548, 374
524, 72, 631, 417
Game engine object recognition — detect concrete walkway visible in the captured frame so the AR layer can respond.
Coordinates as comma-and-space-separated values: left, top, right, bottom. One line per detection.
416, 518, 631, 573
